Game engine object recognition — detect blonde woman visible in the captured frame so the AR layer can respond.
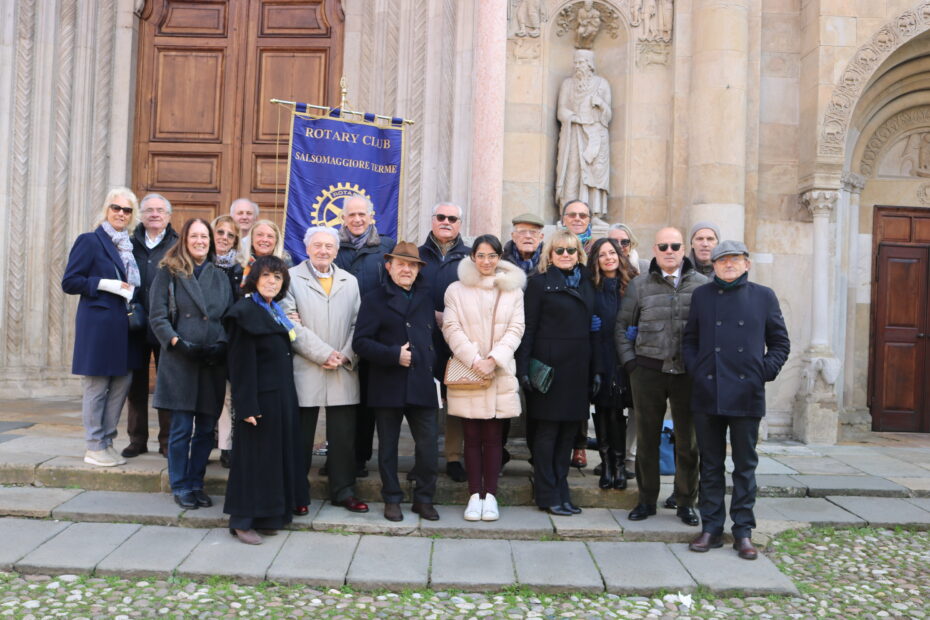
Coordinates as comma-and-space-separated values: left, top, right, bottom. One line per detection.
62, 187, 144, 467
239, 219, 291, 277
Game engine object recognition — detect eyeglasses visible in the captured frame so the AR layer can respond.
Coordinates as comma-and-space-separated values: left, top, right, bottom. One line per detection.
434, 214, 460, 223
553, 247, 578, 255
474, 253, 499, 261
564, 212, 590, 220
618, 239, 631, 247
108, 204, 133, 215
142, 207, 167, 215
656, 243, 682, 252
215, 230, 237, 238
513, 229, 541, 237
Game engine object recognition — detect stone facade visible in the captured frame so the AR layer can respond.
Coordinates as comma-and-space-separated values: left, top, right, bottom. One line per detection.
4, 0, 930, 441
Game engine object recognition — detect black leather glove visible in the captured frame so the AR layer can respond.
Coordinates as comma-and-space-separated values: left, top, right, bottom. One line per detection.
590, 374, 603, 399
624, 361, 637, 376
519, 375, 535, 394
174, 339, 204, 360
203, 342, 227, 365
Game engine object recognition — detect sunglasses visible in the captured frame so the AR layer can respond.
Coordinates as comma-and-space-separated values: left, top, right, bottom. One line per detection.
656, 243, 682, 252
564, 212, 590, 220
215, 230, 237, 238
618, 239, 631, 247
553, 247, 578, 255
108, 204, 133, 215
434, 214, 460, 223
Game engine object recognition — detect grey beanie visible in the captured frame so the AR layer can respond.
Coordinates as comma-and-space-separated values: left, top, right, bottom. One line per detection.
689, 221, 721, 242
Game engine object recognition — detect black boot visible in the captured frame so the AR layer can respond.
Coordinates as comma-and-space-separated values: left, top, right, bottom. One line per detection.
598, 448, 613, 489
593, 407, 614, 489
610, 449, 627, 489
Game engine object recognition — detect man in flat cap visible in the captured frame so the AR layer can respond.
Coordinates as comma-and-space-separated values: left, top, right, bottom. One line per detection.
682, 240, 790, 560
503, 213, 545, 276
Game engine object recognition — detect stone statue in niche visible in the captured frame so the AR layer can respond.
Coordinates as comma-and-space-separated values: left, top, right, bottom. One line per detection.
514, 0, 544, 38
555, 2, 622, 44
575, 0, 602, 49
630, 0, 674, 42
556, 49, 612, 217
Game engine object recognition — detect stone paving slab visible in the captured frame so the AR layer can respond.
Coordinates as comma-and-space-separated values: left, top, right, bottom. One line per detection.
35, 456, 166, 492
825, 496, 930, 528
312, 501, 418, 535
418, 504, 553, 539
609, 509, 700, 542
0, 518, 70, 570
0, 452, 53, 484
588, 541, 696, 594
669, 544, 799, 596
345, 534, 431, 590
888, 477, 930, 497
176, 494, 234, 528
95, 525, 208, 577
511, 540, 603, 594
177, 528, 288, 584
755, 497, 866, 526
755, 474, 809, 497
790, 474, 908, 497
906, 497, 930, 512
16, 521, 141, 575
771, 455, 862, 475
551, 507, 622, 539
751, 456, 798, 475
0, 486, 82, 517
827, 453, 930, 478
52, 490, 182, 525
0, 435, 84, 456
266, 531, 359, 587
430, 539, 515, 591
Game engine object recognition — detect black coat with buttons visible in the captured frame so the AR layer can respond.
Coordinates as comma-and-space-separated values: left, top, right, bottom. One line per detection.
682, 276, 790, 417
353, 276, 439, 409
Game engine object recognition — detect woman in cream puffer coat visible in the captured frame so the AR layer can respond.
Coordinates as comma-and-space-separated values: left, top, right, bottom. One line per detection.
442, 235, 526, 522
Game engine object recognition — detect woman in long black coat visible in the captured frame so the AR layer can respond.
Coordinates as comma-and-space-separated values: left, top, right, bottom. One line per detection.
587, 238, 638, 490
224, 255, 309, 545
516, 230, 600, 516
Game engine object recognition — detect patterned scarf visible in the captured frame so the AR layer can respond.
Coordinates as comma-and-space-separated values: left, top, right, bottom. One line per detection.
509, 242, 540, 274
215, 249, 238, 269
101, 221, 141, 287
562, 265, 582, 289
249, 293, 296, 341
576, 225, 593, 246
340, 224, 373, 250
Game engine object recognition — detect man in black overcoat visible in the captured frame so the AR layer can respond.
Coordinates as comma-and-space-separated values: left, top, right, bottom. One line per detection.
353, 241, 441, 523
682, 240, 790, 560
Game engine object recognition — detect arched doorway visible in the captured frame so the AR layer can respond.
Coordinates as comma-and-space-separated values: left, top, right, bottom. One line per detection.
132, 0, 345, 227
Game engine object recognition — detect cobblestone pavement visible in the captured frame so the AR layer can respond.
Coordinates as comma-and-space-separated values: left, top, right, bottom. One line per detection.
0, 526, 926, 618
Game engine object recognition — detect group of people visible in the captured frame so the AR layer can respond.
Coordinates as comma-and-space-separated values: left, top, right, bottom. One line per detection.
63, 189, 790, 559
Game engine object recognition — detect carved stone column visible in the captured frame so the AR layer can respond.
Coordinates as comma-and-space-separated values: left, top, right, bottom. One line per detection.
687, 0, 750, 241
467, 0, 507, 236
794, 189, 840, 444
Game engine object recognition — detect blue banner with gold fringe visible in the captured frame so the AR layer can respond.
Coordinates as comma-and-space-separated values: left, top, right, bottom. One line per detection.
283, 109, 404, 263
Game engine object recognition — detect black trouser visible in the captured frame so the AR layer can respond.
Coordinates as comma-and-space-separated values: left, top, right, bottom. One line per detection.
375, 406, 438, 504
629, 366, 699, 508
694, 413, 760, 538
354, 362, 376, 466
126, 342, 171, 451
573, 418, 590, 450
532, 419, 576, 507
299, 405, 357, 503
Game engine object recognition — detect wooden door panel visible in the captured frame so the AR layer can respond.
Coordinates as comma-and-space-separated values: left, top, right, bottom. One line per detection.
153, 48, 226, 141
871, 243, 928, 432
881, 216, 911, 241
255, 49, 328, 141
170, 203, 223, 228
147, 152, 221, 191
159, 0, 228, 36
260, 0, 330, 36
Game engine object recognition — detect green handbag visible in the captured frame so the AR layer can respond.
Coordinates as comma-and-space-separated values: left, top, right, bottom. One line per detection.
528, 358, 554, 394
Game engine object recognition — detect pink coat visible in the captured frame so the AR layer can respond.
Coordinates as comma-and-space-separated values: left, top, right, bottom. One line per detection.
442, 259, 526, 419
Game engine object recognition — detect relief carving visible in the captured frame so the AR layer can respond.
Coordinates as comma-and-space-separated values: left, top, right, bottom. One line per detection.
917, 183, 930, 204
629, 0, 673, 43
513, 0, 545, 38
555, 1, 623, 46
636, 39, 671, 67
859, 106, 930, 176
511, 37, 541, 61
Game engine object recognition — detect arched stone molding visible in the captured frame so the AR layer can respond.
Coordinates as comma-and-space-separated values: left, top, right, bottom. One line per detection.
817, 0, 930, 163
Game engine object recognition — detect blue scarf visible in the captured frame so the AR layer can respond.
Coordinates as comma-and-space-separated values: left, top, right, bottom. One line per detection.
562, 265, 582, 289
250, 293, 296, 341
577, 225, 593, 246
509, 242, 540, 274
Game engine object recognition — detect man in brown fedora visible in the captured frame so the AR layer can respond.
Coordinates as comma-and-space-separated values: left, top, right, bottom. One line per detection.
353, 241, 441, 522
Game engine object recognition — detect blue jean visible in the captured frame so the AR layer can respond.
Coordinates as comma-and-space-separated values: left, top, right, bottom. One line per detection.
168, 410, 217, 493
81, 374, 132, 451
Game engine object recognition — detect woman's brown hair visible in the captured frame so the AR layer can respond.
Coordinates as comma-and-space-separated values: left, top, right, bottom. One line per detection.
587, 237, 637, 295
160, 218, 216, 277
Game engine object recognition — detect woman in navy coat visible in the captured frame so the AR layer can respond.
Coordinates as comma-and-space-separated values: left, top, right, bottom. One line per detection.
62, 187, 145, 468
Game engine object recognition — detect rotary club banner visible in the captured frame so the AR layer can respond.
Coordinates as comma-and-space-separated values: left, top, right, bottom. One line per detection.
283, 107, 405, 263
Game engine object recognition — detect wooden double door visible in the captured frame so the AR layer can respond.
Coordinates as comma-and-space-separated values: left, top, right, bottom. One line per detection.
871, 207, 930, 432
132, 0, 344, 227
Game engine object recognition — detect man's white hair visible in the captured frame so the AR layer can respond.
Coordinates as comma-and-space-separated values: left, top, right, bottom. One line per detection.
229, 197, 259, 216
344, 193, 374, 214
303, 226, 340, 247
431, 201, 464, 218
140, 193, 172, 214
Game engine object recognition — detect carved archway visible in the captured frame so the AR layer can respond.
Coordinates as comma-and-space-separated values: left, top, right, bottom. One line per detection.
817, 0, 930, 161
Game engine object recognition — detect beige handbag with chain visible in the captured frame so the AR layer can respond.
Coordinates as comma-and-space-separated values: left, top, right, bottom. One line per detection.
443, 290, 501, 391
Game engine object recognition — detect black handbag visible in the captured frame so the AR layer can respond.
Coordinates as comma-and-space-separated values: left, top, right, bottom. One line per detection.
114, 265, 147, 331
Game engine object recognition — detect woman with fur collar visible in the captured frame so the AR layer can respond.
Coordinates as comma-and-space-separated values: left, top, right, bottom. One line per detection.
442, 235, 526, 522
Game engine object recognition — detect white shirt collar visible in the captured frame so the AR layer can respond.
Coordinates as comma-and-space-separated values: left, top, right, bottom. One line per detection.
144, 228, 167, 249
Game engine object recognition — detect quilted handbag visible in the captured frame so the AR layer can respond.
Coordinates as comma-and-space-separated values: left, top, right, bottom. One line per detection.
443, 291, 502, 391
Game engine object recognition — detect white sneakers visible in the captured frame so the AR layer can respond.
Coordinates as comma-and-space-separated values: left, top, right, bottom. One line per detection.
481, 493, 499, 521
464, 493, 483, 521
464, 493, 501, 521
107, 446, 127, 465
84, 449, 118, 467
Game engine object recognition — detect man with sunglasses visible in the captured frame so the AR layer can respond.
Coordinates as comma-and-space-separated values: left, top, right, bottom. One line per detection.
616, 227, 707, 526
560, 200, 596, 254
419, 202, 472, 483
123, 193, 179, 459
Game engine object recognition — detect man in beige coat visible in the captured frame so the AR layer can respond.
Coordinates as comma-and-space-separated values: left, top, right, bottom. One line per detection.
282, 226, 368, 513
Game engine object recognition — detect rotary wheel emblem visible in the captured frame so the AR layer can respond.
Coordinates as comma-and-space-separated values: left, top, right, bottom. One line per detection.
309, 183, 374, 228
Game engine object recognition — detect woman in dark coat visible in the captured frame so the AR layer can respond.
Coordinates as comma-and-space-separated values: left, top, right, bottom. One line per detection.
587, 238, 637, 490
62, 187, 145, 468
149, 218, 233, 510
224, 255, 310, 544
516, 230, 600, 516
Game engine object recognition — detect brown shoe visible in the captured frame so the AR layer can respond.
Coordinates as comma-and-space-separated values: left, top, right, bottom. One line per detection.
231, 529, 262, 545
384, 502, 403, 522
688, 531, 723, 552
411, 502, 439, 521
733, 536, 758, 560
571, 449, 587, 468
